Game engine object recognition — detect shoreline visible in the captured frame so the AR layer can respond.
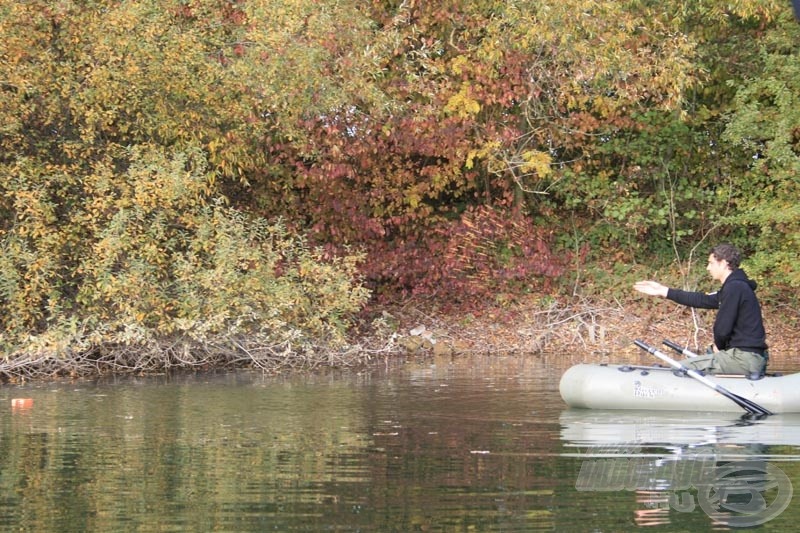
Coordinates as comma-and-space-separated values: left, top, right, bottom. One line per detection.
3, 297, 799, 382
387, 297, 800, 371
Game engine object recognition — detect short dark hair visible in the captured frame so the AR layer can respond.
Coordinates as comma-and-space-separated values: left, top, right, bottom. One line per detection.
711, 243, 741, 269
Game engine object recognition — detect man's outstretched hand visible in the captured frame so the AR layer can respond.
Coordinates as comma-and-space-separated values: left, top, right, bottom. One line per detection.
633, 280, 668, 298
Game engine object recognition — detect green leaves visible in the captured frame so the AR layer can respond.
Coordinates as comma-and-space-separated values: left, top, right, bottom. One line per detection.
720, 17, 800, 287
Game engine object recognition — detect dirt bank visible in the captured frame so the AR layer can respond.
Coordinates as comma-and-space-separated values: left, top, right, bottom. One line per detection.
386, 296, 800, 371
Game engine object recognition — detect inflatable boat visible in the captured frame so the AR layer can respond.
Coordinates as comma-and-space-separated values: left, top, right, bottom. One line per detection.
559, 362, 800, 414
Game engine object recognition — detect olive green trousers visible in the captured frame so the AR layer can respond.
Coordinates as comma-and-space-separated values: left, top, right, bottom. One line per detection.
684, 347, 767, 375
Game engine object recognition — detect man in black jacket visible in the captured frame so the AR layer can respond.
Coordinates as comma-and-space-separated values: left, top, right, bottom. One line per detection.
634, 243, 768, 375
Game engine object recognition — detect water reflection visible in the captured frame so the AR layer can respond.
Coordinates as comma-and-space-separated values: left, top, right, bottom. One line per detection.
0, 359, 798, 531
561, 410, 800, 456
559, 409, 799, 528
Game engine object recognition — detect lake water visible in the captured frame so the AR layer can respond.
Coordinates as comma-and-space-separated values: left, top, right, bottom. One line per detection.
2, 354, 799, 531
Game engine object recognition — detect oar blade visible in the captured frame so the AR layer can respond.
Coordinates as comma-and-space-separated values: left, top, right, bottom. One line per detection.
712, 384, 771, 416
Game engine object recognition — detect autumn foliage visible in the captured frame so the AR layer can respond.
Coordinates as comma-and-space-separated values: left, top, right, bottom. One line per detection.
1, 0, 799, 370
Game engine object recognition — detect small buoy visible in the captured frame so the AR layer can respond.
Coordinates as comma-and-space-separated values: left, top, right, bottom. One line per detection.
11, 398, 33, 411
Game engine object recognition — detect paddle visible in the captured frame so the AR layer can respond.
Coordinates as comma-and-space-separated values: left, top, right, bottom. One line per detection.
662, 339, 698, 358
634, 339, 772, 416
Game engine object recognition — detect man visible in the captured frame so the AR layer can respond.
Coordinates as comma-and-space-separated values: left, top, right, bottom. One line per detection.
634, 243, 768, 375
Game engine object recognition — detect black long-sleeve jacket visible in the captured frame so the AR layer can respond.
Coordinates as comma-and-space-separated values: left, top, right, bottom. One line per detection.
666, 269, 767, 352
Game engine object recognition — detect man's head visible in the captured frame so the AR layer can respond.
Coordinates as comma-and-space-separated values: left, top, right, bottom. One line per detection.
707, 243, 741, 283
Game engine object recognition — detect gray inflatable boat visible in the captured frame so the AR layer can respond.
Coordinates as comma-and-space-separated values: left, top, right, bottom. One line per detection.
560, 363, 800, 414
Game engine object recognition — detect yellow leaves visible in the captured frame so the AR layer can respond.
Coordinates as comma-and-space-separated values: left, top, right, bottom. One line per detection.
496, 1, 702, 115
445, 85, 482, 118
466, 140, 500, 170
406, 190, 421, 209
450, 55, 470, 76
703, 0, 783, 22
519, 150, 553, 178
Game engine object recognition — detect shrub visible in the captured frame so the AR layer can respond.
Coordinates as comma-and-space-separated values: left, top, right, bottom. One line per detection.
0, 144, 370, 374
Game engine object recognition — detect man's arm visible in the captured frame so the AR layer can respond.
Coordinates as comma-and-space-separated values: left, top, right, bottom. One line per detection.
634, 280, 719, 309
666, 288, 719, 309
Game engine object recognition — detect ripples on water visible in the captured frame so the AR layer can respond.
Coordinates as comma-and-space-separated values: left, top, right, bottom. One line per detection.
1, 355, 799, 531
